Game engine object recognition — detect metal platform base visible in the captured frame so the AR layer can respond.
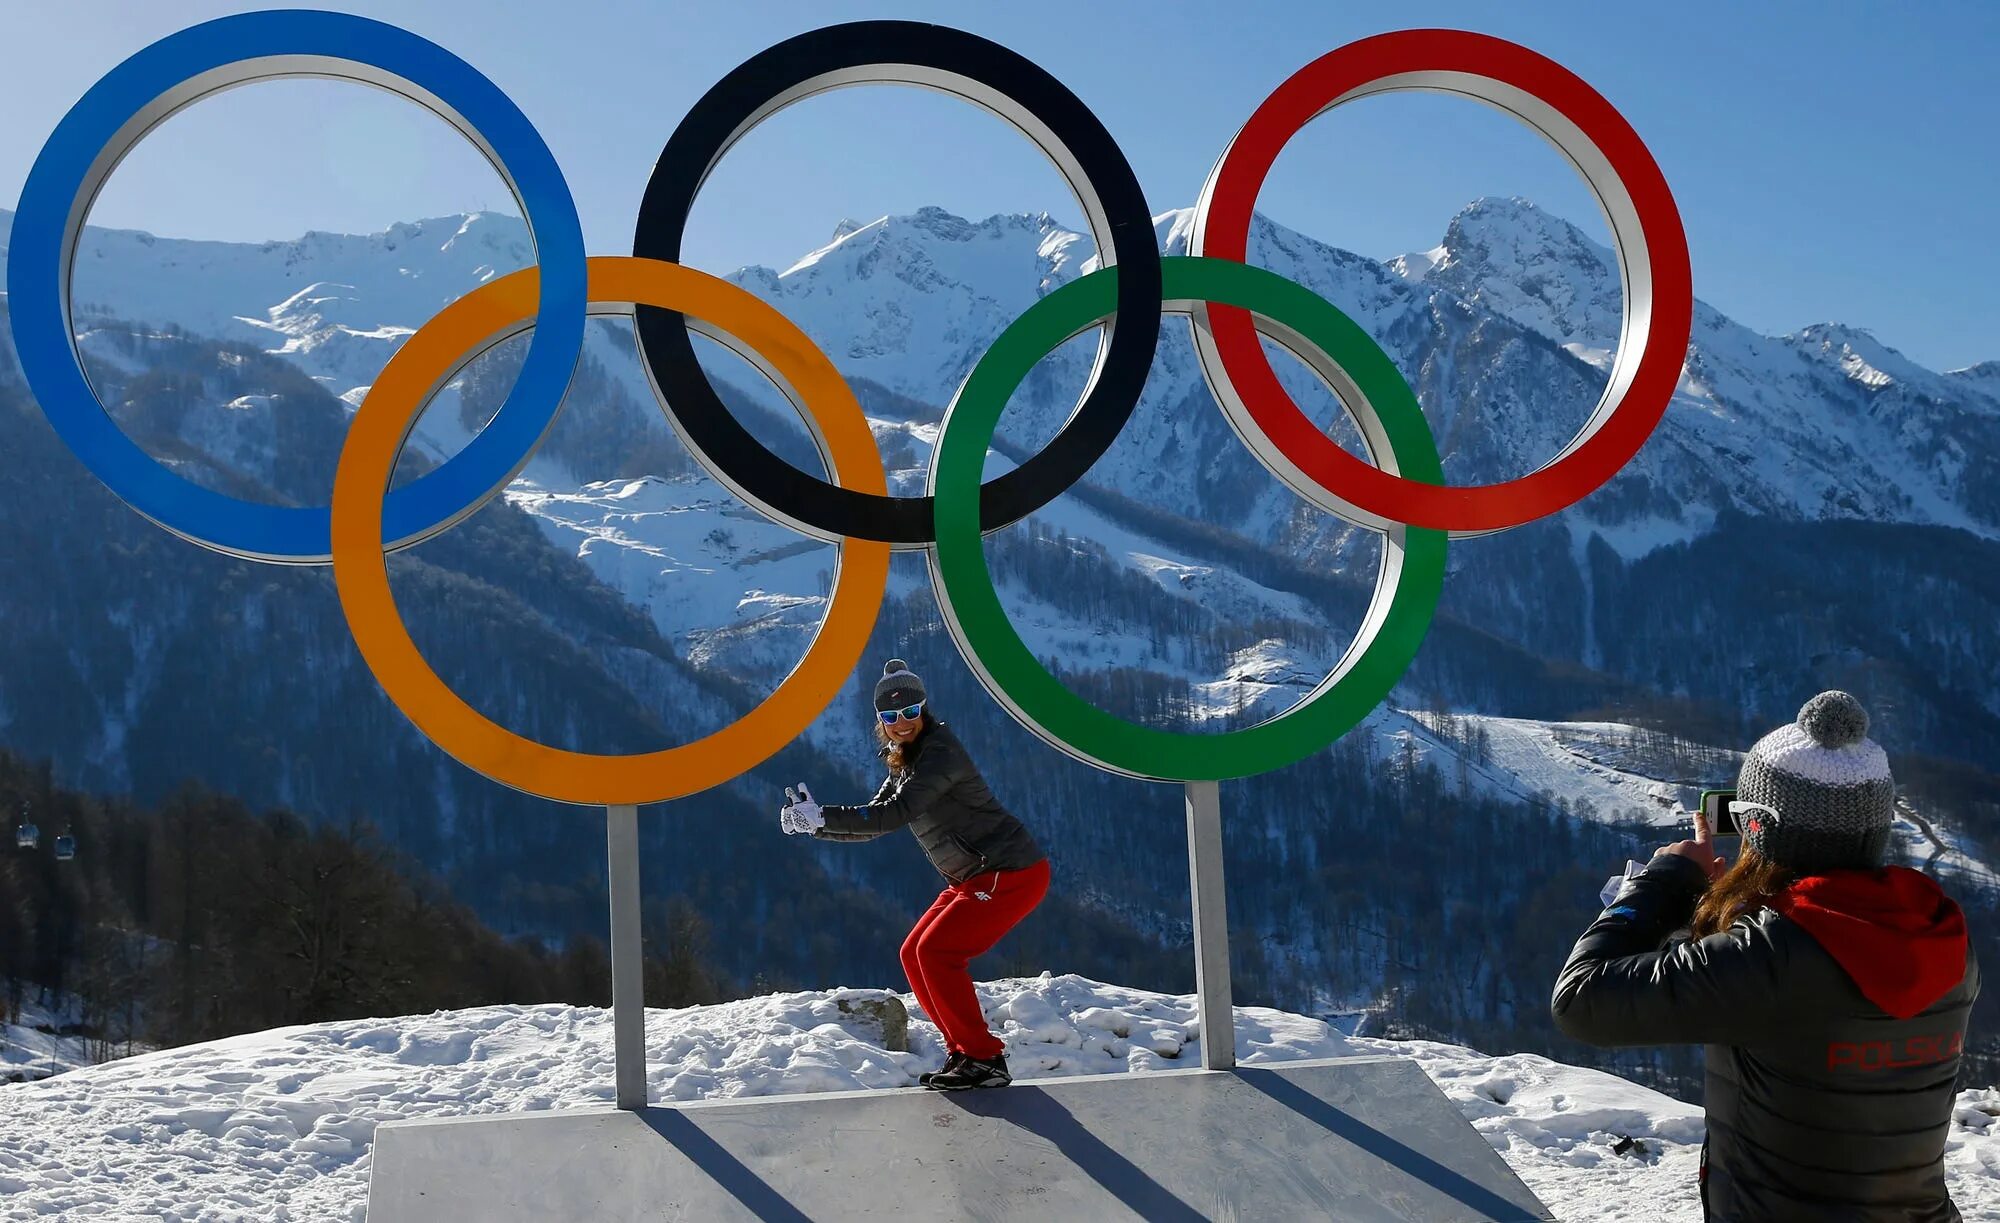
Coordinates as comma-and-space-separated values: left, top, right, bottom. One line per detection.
366, 1055, 1551, 1222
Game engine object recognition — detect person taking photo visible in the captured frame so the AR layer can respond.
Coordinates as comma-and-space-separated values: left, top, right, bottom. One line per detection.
1553, 691, 1978, 1222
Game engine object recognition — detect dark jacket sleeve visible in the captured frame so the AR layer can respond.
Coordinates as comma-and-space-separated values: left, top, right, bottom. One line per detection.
813, 775, 896, 842
1552, 852, 1793, 1047
818, 744, 961, 837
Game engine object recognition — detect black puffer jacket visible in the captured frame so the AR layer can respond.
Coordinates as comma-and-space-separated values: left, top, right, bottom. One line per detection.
817, 722, 1043, 884
1553, 854, 1978, 1222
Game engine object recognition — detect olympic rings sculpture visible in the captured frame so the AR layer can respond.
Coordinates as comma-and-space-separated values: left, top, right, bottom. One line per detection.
7, 11, 1690, 803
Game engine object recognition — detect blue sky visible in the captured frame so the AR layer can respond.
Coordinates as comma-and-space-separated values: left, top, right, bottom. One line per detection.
4, 0, 1995, 370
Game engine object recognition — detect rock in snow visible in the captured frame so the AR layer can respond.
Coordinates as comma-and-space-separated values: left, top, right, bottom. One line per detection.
1, 974, 1997, 1221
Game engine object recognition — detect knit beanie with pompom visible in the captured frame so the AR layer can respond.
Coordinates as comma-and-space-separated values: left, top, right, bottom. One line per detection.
873, 658, 927, 712
1735, 691, 1895, 873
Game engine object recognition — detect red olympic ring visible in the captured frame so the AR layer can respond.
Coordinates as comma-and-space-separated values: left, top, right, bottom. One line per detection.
1192, 28, 1693, 535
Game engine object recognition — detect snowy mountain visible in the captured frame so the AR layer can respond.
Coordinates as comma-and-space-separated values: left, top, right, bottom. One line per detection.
2, 976, 1996, 1221
15, 196, 2000, 555
1953, 360, 2000, 402
13, 196, 2000, 633
62, 211, 530, 403
13, 196, 1998, 691
1397, 199, 2000, 542
6, 197, 2000, 1087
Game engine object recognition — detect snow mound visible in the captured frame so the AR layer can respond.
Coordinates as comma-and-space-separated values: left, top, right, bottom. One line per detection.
1, 975, 1996, 1221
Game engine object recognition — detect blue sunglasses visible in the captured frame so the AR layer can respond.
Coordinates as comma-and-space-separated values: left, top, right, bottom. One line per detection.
878, 702, 925, 726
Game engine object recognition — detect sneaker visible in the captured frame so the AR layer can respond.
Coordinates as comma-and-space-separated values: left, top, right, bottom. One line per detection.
927, 1053, 1011, 1091
918, 1052, 968, 1087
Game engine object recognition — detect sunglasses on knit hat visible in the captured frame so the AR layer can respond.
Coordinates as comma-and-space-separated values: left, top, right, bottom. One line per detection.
1727, 799, 1780, 837
878, 702, 924, 726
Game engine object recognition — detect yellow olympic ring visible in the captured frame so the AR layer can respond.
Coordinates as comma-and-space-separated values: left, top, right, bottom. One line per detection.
330, 256, 890, 805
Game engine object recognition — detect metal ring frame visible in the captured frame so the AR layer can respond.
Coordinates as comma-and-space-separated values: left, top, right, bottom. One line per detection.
9, 18, 1689, 799
5, 9, 587, 562
927, 257, 1447, 781
1189, 29, 1692, 537
329, 257, 890, 805
632, 21, 1163, 548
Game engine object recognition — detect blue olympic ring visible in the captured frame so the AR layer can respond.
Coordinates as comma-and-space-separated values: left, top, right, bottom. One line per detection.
6, 9, 586, 562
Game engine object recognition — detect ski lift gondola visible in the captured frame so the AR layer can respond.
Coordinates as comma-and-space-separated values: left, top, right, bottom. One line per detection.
53, 834, 75, 862
14, 823, 37, 850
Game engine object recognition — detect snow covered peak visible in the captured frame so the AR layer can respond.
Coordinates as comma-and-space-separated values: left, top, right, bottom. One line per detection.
14, 197, 2000, 552
0, 209, 536, 400
1150, 206, 1412, 332
725, 206, 1097, 403
1439, 195, 1605, 257
1950, 360, 2000, 405
1387, 243, 1446, 281
779, 215, 887, 276
1394, 195, 1622, 350
1789, 323, 1922, 390
1777, 323, 2000, 421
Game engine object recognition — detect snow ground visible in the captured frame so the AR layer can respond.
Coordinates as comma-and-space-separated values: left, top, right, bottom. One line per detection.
1, 974, 1996, 1221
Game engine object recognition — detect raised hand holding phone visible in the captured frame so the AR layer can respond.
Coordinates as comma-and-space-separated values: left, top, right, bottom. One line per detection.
1656, 801, 1727, 882
1697, 789, 1744, 863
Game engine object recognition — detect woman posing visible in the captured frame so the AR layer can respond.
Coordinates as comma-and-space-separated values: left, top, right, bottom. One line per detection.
781, 659, 1049, 1091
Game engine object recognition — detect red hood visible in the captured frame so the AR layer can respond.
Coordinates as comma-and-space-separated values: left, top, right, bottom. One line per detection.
1771, 867, 1968, 1020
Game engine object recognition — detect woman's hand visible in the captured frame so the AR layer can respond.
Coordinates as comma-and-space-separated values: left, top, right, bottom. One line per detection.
780, 783, 824, 835
1653, 818, 1726, 882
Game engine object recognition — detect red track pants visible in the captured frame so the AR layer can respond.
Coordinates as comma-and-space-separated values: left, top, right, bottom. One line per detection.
901, 858, 1050, 1061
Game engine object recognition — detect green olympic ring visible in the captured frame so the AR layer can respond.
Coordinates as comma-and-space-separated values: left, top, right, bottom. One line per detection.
928, 256, 1449, 781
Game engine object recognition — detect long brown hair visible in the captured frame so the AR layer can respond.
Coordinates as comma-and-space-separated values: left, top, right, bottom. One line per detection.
1690, 849, 1798, 938
875, 708, 936, 773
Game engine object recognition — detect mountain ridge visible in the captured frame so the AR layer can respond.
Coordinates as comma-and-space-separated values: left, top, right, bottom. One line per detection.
12, 198, 1986, 396
14, 195, 1997, 565
5, 197, 2000, 1088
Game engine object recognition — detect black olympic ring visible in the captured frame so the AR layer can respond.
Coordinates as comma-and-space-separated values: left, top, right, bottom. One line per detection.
632, 19, 1163, 547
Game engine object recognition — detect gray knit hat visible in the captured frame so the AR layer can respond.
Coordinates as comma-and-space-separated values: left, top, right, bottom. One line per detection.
1736, 691, 1895, 873
873, 658, 926, 711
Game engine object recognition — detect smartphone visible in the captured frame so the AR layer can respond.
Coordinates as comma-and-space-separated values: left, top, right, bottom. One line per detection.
1698, 789, 1743, 860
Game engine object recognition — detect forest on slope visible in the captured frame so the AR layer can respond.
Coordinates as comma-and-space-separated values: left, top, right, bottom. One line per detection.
0, 748, 731, 1074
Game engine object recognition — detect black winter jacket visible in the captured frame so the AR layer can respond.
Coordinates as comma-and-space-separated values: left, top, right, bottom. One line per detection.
1553, 853, 1977, 1223
817, 722, 1044, 884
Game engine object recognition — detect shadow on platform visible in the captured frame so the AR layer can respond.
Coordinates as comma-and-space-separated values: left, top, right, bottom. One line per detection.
367, 1055, 1552, 1222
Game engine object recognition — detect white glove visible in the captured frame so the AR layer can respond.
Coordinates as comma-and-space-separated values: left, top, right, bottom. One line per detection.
781, 783, 824, 835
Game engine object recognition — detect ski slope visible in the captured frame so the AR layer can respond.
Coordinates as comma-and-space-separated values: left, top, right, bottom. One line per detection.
1393, 710, 2000, 892
1399, 711, 1697, 827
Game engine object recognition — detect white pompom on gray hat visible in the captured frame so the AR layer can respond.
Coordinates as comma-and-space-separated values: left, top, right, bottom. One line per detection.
873, 658, 927, 711
1736, 690, 1895, 873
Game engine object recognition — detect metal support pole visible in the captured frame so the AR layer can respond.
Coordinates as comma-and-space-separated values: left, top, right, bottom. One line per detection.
1185, 780, 1234, 1070
606, 803, 646, 1110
